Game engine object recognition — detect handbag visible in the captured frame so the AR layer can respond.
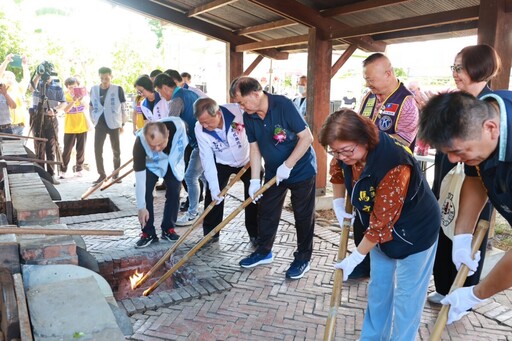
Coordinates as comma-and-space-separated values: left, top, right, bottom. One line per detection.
438, 163, 465, 240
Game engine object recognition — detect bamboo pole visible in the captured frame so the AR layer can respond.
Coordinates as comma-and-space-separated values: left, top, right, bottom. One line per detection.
133, 163, 250, 289
324, 194, 353, 341
429, 219, 489, 341
0, 226, 124, 236
100, 168, 134, 191
0, 155, 62, 165
0, 132, 48, 142
143, 176, 277, 296
81, 158, 133, 199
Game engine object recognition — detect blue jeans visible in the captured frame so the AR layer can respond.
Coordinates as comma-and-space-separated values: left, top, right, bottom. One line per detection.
360, 240, 437, 341
142, 166, 181, 236
183, 147, 203, 216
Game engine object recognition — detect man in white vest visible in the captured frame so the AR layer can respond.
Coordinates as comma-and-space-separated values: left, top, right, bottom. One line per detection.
89, 67, 127, 185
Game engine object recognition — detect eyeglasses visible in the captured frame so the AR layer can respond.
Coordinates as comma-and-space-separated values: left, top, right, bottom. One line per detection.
328, 144, 358, 158
450, 65, 464, 73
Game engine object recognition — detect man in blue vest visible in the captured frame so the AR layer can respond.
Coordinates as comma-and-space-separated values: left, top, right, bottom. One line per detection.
154, 72, 202, 227
418, 91, 512, 324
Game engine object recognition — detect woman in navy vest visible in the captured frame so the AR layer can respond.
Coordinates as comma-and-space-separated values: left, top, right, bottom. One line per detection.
319, 109, 440, 340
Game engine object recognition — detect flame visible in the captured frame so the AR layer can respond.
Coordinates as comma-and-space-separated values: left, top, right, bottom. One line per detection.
129, 270, 143, 290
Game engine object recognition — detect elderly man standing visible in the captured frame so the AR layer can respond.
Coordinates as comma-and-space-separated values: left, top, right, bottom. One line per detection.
230, 76, 317, 280
330, 52, 419, 279
89, 67, 127, 185
194, 97, 259, 244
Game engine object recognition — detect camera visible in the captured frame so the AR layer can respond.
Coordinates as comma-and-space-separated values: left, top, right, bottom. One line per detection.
36, 61, 57, 81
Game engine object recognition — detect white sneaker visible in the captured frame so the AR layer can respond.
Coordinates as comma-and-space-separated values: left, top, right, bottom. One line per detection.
75, 170, 83, 177
427, 292, 445, 304
176, 212, 199, 226
59, 172, 70, 179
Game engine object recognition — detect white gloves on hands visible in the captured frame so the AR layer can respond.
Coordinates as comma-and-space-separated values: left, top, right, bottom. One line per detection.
210, 189, 224, 205
440, 286, 485, 324
332, 198, 354, 225
452, 234, 481, 276
276, 162, 293, 186
334, 249, 365, 281
248, 179, 262, 202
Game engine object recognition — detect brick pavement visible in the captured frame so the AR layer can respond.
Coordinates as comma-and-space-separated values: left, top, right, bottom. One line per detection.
55, 172, 512, 341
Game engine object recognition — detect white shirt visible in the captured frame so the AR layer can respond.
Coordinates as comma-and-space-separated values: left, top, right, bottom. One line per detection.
195, 103, 249, 192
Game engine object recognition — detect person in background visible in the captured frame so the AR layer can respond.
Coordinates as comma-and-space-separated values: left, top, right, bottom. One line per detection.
341, 90, 357, 110
320, 109, 440, 339
165, 69, 207, 98
89, 67, 127, 185
60, 77, 89, 178
0, 82, 16, 133
180, 72, 191, 85
133, 118, 188, 248
292, 75, 307, 117
427, 44, 501, 305
134, 75, 166, 123
194, 97, 259, 244
230, 76, 316, 280
149, 69, 162, 82
0, 54, 30, 135
132, 74, 148, 135
154, 72, 202, 226
419, 91, 512, 325
30, 65, 66, 185
330, 52, 419, 279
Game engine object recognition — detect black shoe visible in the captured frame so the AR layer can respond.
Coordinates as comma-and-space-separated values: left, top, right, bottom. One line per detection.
161, 230, 179, 241
179, 200, 189, 212
135, 233, 159, 248
92, 175, 106, 185
286, 259, 310, 279
155, 182, 166, 191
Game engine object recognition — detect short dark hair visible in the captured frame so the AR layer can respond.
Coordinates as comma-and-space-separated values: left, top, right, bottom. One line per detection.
229, 76, 262, 98
362, 53, 386, 67
418, 92, 498, 148
98, 67, 112, 75
318, 109, 379, 150
150, 69, 162, 78
153, 72, 176, 89
164, 69, 182, 83
194, 97, 218, 119
64, 77, 78, 87
457, 44, 501, 83
134, 75, 153, 92
181, 72, 191, 80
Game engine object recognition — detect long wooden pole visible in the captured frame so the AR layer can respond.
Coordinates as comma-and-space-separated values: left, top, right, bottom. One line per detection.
0, 155, 62, 165
429, 219, 489, 340
133, 163, 250, 289
324, 195, 353, 341
0, 132, 48, 142
143, 176, 277, 296
81, 158, 133, 199
0, 226, 124, 236
100, 168, 134, 191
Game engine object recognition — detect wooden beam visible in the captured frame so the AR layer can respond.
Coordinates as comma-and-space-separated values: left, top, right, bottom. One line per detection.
331, 45, 357, 78
243, 55, 264, 75
228, 45, 243, 102
373, 21, 478, 41
478, 0, 512, 90
247, 0, 386, 52
330, 6, 479, 40
236, 18, 296, 35
187, 0, 238, 17
236, 34, 309, 52
111, 0, 288, 60
321, 0, 409, 17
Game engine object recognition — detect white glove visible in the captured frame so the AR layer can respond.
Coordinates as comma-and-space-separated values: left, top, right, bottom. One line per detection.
210, 189, 224, 205
332, 198, 354, 225
276, 162, 293, 186
333, 249, 365, 281
248, 179, 262, 202
452, 234, 481, 276
440, 286, 486, 324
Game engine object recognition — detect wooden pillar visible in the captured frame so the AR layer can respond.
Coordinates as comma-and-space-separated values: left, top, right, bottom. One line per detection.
478, 0, 512, 89
306, 28, 332, 195
227, 44, 244, 102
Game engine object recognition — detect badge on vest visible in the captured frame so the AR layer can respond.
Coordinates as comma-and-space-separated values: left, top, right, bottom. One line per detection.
382, 103, 399, 116
377, 115, 393, 131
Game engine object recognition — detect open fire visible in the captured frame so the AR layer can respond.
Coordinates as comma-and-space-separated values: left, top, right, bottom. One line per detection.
129, 270, 143, 290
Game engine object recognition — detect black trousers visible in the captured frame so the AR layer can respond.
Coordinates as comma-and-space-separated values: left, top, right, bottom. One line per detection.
61, 132, 87, 173
34, 116, 58, 176
94, 115, 121, 177
203, 163, 259, 239
256, 176, 316, 262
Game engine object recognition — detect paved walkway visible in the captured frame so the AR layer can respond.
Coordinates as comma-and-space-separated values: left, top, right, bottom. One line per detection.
52, 166, 512, 341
